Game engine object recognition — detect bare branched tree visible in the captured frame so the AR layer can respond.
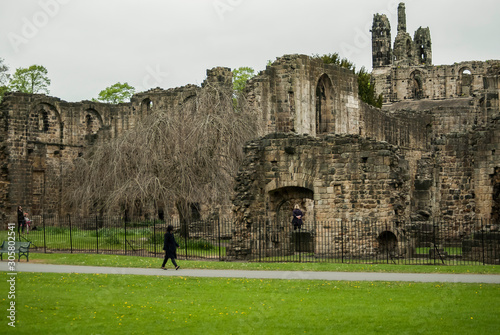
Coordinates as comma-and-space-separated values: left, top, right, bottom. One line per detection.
63, 83, 257, 231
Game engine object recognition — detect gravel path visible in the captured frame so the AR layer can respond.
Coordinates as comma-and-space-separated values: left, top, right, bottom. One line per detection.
2, 262, 500, 283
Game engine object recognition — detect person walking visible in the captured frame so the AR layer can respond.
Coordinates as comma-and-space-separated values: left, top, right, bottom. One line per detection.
292, 204, 304, 230
161, 225, 180, 270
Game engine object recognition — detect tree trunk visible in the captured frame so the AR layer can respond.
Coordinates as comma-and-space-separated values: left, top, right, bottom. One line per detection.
176, 200, 190, 238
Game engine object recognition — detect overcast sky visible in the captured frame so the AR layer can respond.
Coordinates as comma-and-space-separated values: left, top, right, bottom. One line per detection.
1, 0, 499, 102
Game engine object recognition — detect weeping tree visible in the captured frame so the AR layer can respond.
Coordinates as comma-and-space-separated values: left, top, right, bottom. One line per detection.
63, 82, 256, 236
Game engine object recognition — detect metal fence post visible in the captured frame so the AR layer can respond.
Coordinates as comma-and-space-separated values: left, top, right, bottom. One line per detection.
68, 214, 73, 254
184, 219, 188, 260
298, 226, 301, 263
341, 219, 344, 263
43, 214, 46, 253
258, 219, 261, 263
124, 219, 127, 256
218, 218, 221, 261
153, 219, 157, 257
482, 218, 485, 265
95, 215, 99, 254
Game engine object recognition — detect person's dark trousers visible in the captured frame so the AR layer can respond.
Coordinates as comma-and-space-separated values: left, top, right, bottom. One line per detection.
162, 254, 178, 267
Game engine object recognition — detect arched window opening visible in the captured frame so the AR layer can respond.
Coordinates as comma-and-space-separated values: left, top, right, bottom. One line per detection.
86, 114, 94, 134
410, 71, 423, 100
419, 44, 426, 62
39, 110, 50, 132
141, 98, 153, 116
315, 74, 335, 135
458, 68, 473, 96
83, 109, 103, 141
406, 39, 412, 58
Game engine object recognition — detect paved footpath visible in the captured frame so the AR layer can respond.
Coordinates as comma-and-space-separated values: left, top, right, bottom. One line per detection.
2, 262, 500, 283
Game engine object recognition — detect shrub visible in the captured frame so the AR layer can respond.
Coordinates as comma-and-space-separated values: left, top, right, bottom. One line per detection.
179, 239, 216, 251
105, 235, 121, 245
147, 233, 163, 245
44, 227, 67, 234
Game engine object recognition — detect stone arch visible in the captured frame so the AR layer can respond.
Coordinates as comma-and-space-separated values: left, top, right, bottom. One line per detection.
30, 103, 62, 143
458, 67, 473, 96
409, 70, 423, 100
140, 98, 153, 117
491, 167, 500, 224
406, 38, 412, 58
377, 230, 398, 254
315, 74, 335, 135
418, 43, 426, 63
269, 186, 315, 254
270, 186, 314, 226
83, 108, 103, 139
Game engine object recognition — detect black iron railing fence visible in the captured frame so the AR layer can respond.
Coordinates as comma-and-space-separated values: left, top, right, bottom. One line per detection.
250, 219, 500, 265
7, 215, 499, 265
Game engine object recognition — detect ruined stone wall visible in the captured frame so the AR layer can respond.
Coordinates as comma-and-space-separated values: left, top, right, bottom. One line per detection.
360, 103, 430, 150
230, 133, 410, 259
246, 54, 360, 137
373, 60, 500, 104
246, 54, 431, 151
0, 67, 232, 224
381, 93, 500, 228
371, 3, 500, 105
0, 93, 129, 223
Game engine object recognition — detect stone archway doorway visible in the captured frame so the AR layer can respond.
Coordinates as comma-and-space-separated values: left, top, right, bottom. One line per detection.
377, 231, 398, 255
269, 186, 315, 253
270, 186, 314, 226
491, 167, 500, 225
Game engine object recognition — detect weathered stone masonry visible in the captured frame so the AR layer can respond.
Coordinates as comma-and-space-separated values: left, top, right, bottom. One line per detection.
229, 133, 411, 259
228, 3, 500, 259
1, 3, 499, 261
0, 68, 233, 223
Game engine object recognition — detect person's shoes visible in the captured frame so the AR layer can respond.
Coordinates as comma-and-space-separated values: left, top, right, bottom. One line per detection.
161, 267, 166, 270
175, 266, 180, 270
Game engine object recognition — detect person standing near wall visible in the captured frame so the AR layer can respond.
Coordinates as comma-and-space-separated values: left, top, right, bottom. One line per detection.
17, 206, 24, 234
24, 212, 32, 234
292, 204, 303, 230
161, 225, 180, 270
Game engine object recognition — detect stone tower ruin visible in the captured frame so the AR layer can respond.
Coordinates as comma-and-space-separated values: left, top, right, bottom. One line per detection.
228, 3, 500, 259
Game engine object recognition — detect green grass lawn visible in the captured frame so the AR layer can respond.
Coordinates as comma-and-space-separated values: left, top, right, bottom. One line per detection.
1, 229, 225, 258
1, 271, 498, 334
25, 252, 500, 274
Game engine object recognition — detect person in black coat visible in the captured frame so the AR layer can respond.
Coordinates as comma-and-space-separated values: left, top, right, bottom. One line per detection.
161, 225, 180, 270
292, 204, 303, 230
17, 206, 24, 234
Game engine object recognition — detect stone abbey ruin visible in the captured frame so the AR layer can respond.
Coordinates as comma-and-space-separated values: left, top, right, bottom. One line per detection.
1, 3, 499, 260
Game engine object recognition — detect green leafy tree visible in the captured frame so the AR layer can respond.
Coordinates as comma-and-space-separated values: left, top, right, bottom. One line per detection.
0, 58, 9, 102
357, 67, 382, 108
314, 53, 382, 108
9, 64, 50, 94
232, 67, 255, 111
313, 53, 355, 72
96, 82, 135, 104
232, 67, 255, 94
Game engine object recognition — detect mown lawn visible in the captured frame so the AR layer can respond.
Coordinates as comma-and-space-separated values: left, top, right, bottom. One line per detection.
25, 252, 500, 274
1, 271, 499, 334
0, 229, 224, 258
